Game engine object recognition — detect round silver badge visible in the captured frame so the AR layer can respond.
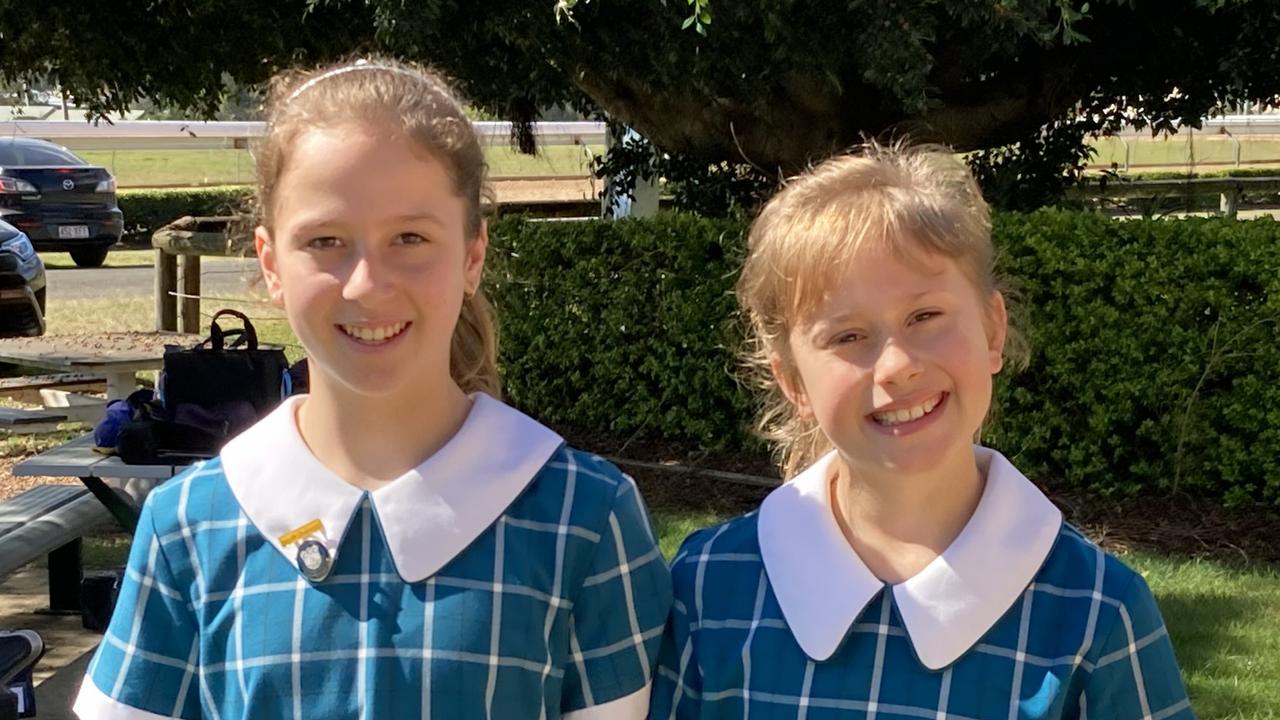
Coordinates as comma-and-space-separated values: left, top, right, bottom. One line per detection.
61, 179, 75, 191
296, 539, 332, 581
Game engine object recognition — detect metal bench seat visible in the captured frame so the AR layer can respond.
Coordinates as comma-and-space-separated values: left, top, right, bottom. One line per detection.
0, 408, 67, 429
0, 485, 112, 612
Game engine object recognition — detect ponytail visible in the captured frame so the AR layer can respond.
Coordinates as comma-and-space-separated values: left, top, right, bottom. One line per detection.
451, 286, 501, 398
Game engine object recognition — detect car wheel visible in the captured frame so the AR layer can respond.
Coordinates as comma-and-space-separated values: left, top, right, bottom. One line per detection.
70, 246, 109, 268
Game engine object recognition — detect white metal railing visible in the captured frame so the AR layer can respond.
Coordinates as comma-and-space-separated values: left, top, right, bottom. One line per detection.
6, 115, 1278, 180
1105, 113, 1280, 137
0, 119, 606, 151
5, 114, 1276, 145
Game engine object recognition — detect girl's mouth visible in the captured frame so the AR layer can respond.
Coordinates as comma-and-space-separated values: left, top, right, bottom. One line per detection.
870, 392, 945, 427
338, 321, 410, 345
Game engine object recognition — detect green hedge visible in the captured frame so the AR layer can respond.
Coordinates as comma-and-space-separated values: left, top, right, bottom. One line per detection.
487, 214, 755, 447
117, 186, 250, 246
487, 211, 1280, 506
989, 211, 1280, 505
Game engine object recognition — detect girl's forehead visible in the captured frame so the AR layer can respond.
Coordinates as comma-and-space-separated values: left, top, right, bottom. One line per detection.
790, 244, 964, 317
288, 123, 439, 170
277, 128, 452, 198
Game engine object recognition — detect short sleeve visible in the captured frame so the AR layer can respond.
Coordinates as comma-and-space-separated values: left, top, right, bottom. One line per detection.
75, 495, 201, 720
1082, 573, 1195, 719
561, 476, 673, 716
649, 535, 704, 720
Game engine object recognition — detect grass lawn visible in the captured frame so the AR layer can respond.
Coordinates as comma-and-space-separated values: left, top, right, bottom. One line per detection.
1125, 551, 1280, 718
1090, 135, 1280, 171
39, 249, 156, 270
68, 137, 1280, 189
78, 144, 602, 188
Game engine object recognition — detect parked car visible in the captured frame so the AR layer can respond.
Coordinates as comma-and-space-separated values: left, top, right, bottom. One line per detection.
0, 219, 46, 337
0, 137, 122, 268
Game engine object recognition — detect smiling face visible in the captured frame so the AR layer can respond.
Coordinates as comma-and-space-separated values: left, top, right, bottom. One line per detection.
256, 124, 486, 401
775, 245, 1006, 481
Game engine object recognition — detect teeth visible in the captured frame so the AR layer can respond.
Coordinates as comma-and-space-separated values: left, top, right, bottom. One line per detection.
341, 322, 407, 344
874, 395, 941, 426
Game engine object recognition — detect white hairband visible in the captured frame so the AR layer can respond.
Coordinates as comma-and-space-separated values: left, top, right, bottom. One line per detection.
285, 60, 431, 102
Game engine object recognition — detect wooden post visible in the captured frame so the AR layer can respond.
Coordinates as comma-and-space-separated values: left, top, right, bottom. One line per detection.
180, 255, 201, 334
155, 249, 177, 332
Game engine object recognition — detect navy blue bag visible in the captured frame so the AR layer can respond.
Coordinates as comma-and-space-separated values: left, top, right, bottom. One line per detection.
160, 309, 289, 419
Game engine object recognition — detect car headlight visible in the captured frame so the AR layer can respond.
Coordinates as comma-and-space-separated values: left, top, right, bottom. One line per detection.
1, 233, 36, 261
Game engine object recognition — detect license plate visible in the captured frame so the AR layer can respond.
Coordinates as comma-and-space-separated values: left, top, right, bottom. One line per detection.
58, 225, 90, 239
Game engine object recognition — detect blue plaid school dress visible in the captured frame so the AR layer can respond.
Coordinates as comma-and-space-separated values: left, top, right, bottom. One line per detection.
651, 447, 1194, 720
75, 394, 672, 719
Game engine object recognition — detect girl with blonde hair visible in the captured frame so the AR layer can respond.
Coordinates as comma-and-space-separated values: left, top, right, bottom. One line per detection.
651, 143, 1192, 719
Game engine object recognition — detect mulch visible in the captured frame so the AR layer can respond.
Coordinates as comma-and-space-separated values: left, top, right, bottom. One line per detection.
559, 426, 1280, 567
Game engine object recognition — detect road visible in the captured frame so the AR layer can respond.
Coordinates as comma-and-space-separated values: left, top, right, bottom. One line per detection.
46, 257, 261, 300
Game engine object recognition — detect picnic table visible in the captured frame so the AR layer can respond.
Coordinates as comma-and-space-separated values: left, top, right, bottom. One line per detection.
11, 434, 188, 533
1, 435, 184, 617
0, 332, 201, 401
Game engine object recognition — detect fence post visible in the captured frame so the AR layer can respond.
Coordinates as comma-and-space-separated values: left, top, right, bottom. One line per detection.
179, 255, 201, 333
155, 249, 178, 332
1220, 187, 1239, 218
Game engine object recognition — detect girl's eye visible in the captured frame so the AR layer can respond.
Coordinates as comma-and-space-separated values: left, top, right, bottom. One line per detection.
396, 232, 428, 245
306, 236, 341, 250
831, 331, 865, 346
911, 310, 941, 324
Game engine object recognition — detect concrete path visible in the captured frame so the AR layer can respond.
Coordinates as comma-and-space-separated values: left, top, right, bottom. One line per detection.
1, 562, 101, 719
47, 257, 260, 299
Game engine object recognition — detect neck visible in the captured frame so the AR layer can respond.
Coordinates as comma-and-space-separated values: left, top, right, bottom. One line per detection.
830, 444, 985, 584
295, 374, 473, 491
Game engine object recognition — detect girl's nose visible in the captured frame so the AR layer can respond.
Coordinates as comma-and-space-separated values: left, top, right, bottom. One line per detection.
342, 249, 394, 301
874, 338, 923, 386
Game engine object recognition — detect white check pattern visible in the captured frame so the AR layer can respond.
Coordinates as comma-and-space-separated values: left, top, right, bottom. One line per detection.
651, 516, 1195, 720
78, 447, 672, 720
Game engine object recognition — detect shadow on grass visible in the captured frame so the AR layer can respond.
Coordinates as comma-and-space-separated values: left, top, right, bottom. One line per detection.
1157, 589, 1273, 718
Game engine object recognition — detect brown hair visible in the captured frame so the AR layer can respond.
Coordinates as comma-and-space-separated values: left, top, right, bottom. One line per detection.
256, 57, 500, 398
737, 140, 1026, 478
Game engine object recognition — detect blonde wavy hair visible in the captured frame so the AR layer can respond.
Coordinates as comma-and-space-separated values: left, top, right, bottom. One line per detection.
738, 141, 1026, 478
255, 57, 500, 398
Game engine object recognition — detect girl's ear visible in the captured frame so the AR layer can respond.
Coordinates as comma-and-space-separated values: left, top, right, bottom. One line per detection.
255, 226, 285, 308
463, 219, 488, 297
770, 352, 813, 419
986, 290, 1008, 374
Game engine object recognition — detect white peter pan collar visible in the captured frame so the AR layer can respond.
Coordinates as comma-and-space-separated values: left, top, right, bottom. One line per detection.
757, 446, 1062, 670
220, 393, 564, 583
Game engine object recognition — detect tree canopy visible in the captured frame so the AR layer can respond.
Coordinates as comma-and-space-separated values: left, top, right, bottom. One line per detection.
3, 0, 1277, 209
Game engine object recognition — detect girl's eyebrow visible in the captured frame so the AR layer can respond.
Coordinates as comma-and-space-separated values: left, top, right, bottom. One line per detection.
391, 211, 449, 228
289, 211, 450, 234
818, 289, 947, 323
